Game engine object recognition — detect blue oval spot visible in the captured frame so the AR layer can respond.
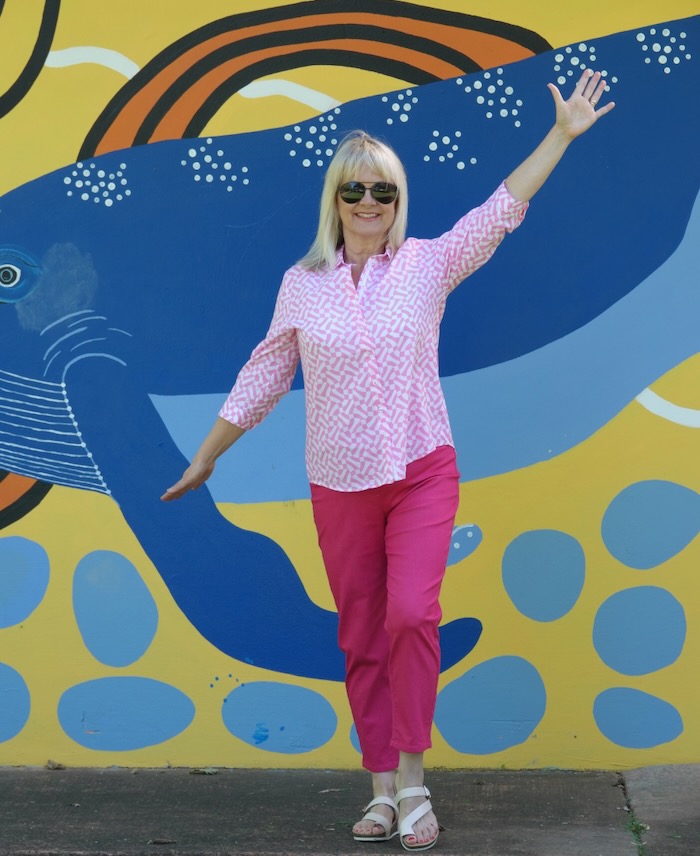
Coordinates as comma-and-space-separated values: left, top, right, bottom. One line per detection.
350, 723, 361, 754
593, 586, 685, 675
0, 663, 30, 742
221, 682, 336, 754
0, 537, 50, 627
447, 524, 483, 567
602, 480, 700, 569
73, 551, 158, 666
434, 656, 546, 754
58, 677, 194, 750
594, 688, 683, 748
502, 530, 585, 621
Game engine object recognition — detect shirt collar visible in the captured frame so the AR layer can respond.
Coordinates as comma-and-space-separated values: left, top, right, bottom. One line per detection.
334, 244, 393, 269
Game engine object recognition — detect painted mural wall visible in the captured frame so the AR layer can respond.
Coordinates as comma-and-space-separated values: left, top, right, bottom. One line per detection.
0, 0, 698, 770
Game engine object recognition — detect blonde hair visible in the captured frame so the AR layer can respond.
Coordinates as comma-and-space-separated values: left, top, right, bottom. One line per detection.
297, 131, 408, 271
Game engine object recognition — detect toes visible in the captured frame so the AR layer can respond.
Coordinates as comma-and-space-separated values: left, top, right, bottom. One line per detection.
353, 821, 386, 838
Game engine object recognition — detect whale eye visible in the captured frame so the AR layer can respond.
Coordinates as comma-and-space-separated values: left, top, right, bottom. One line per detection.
0, 249, 41, 304
0, 264, 21, 288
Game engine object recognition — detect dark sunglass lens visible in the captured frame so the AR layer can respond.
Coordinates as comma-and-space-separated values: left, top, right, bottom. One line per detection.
338, 182, 366, 202
371, 183, 398, 204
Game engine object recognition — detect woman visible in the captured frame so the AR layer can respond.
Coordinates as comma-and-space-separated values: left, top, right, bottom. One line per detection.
163, 69, 614, 851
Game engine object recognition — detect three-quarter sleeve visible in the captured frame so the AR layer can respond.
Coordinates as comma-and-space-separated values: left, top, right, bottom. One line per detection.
431, 181, 529, 293
218, 274, 300, 430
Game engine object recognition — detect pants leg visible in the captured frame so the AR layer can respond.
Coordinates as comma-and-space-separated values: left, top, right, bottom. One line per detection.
310, 446, 459, 770
384, 446, 460, 753
310, 483, 400, 772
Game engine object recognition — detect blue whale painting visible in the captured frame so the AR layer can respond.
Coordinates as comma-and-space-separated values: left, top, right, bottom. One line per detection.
0, 17, 698, 680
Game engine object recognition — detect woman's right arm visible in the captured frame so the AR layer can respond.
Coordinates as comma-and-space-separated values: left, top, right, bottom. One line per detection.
160, 417, 246, 501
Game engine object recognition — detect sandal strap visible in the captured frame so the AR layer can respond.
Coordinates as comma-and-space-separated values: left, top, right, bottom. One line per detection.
395, 785, 431, 802
363, 795, 398, 814
360, 796, 398, 837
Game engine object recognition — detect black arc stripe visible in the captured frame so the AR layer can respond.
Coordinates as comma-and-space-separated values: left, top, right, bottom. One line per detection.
136, 22, 480, 145
0, 0, 61, 119
184, 48, 446, 138
0, 480, 52, 530
79, 0, 549, 158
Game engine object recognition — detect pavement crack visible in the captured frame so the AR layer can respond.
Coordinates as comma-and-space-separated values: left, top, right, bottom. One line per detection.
617, 772, 650, 856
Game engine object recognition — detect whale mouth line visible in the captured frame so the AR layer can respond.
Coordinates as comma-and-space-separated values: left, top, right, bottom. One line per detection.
0, 368, 109, 494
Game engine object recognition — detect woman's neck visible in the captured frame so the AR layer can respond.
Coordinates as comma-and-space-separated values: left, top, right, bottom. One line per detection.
342, 238, 385, 269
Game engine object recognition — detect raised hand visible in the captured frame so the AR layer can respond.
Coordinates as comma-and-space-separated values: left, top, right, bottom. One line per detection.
547, 69, 616, 141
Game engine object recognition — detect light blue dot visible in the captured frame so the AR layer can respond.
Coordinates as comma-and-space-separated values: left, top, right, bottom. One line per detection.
0, 537, 50, 627
602, 480, 700, 569
350, 723, 361, 754
447, 524, 482, 566
594, 688, 683, 748
502, 530, 585, 621
0, 663, 30, 742
73, 551, 158, 666
593, 586, 685, 675
221, 682, 336, 753
58, 677, 194, 750
434, 656, 546, 754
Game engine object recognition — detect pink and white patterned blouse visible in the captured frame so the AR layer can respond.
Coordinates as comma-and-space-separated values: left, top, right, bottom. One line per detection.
220, 181, 528, 491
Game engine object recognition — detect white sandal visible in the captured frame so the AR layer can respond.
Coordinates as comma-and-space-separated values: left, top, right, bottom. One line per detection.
395, 786, 439, 852
352, 794, 399, 842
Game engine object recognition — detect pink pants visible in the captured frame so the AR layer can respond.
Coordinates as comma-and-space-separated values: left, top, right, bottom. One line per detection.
310, 445, 460, 772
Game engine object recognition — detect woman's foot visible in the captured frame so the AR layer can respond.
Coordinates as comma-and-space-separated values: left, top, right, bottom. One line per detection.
395, 783, 439, 849
352, 796, 397, 839
353, 770, 398, 840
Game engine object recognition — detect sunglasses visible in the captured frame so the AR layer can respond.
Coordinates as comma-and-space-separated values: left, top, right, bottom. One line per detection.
338, 181, 398, 204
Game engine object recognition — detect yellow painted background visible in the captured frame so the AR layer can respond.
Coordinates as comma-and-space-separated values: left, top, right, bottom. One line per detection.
1, 0, 699, 768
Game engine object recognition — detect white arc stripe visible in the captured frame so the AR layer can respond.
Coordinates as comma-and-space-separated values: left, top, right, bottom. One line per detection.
636, 388, 700, 428
46, 47, 140, 79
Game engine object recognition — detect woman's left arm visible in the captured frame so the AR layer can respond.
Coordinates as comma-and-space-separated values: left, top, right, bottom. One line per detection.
505, 69, 615, 203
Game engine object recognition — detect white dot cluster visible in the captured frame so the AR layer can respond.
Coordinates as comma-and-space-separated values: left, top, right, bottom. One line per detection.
424, 129, 477, 170
284, 109, 341, 169
457, 69, 523, 127
63, 161, 131, 207
554, 43, 618, 93
636, 27, 691, 73
381, 89, 418, 125
181, 138, 249, 191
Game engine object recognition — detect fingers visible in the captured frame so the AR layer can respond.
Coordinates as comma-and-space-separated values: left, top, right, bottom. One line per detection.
547, 82, 564, 105
160, 477, 199, 501
160, 484, 186, 501
573, 68, 593, 96
596, 100, 616, 116
578, 69, 610, 108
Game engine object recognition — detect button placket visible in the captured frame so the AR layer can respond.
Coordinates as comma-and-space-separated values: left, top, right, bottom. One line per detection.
351, 279, 393, 462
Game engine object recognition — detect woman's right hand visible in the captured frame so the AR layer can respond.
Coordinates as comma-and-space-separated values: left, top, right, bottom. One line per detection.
160, 459, 214, 501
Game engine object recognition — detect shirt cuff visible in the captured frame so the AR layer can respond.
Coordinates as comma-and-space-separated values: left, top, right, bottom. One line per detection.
218, 399, 256, 431
496, 180, 529, 231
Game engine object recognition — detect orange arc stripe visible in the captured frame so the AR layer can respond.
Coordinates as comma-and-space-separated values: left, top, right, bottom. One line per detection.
150, 38, 464, 142
94, 11, 537, 154
0, 473, 37, 509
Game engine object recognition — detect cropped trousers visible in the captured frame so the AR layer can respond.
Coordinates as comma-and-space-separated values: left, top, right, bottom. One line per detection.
310, 445, 460, 772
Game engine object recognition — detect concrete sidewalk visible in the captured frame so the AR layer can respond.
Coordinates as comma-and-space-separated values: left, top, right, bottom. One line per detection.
0, 765, 697, 856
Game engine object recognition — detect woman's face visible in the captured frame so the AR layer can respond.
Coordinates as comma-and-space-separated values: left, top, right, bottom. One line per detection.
336, 171, 397, 249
